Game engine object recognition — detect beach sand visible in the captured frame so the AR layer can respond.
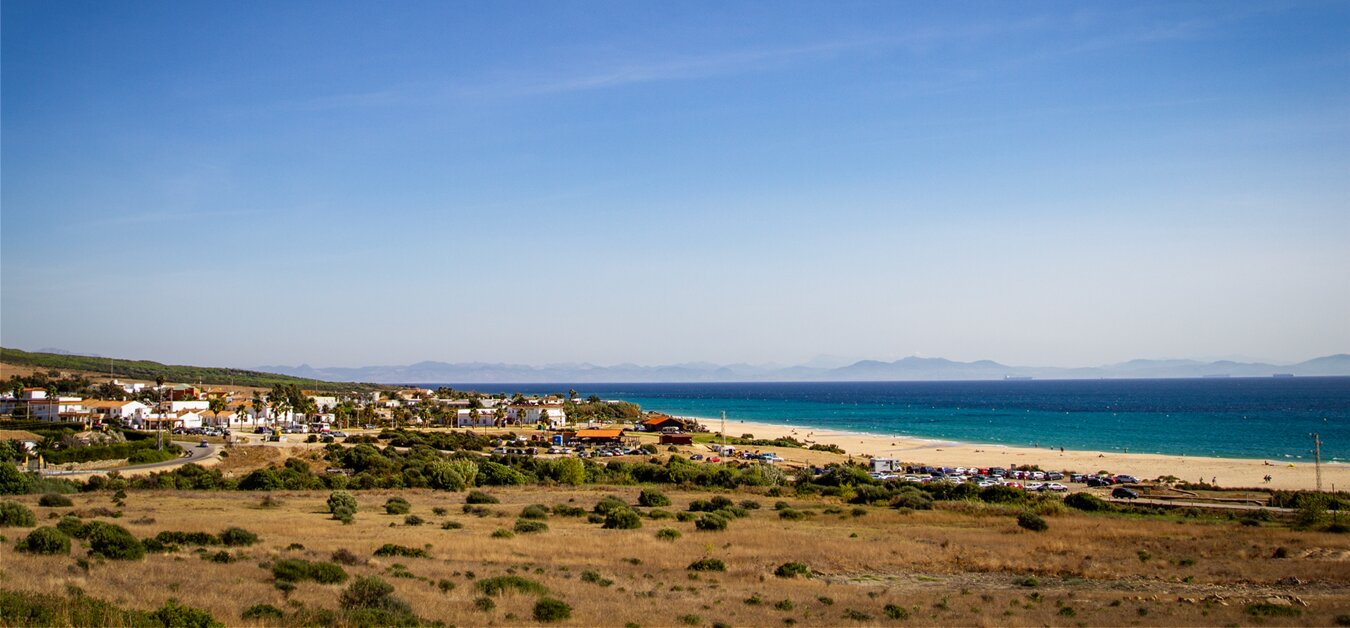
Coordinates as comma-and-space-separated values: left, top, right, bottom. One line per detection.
688, 416, 1348, 492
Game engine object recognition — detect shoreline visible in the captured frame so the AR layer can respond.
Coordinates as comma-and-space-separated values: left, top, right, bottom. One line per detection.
682, 415, 1349, 492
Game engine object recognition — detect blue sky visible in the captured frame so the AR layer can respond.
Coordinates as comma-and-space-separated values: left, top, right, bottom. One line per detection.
3, 1, 1348, 369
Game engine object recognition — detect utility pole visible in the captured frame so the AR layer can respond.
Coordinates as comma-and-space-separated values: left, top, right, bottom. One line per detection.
1313, 432, 1323, 492
721, 411, 727, 457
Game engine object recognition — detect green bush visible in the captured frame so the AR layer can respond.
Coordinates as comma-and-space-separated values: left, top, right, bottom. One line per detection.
473, 597, 496, 612
687, 557, 726, 572
0, 464, 34, 495
1246, 602, 1301, 618
533, 597, 572, 622
593, 496, 630, 516
519, 504, 550, 520
273, 558, 350, 584
656, 527, 682, 541
373, 544, 429, 558
638, 488, 671, 507
241, 604, 284, 620
86, 522, 144, 560
1063, 492, 1112, 512
0, 500, 37, 527
327, 491, 358, 522
603, 508, 643, 530
340, 575, 416, 626
695, 513, 728, 531
219, 527, 258, 547
476, 575, 548, 596
778, 508, 806, 520
491, 528, 514, 538
37, 493, 73, 508
514, 519, 548, 534
465, 490, 499, 504
149, 599, 221, 628
774, 562, 811, 578
551, 504, 586, 517
1016, 512, 1048, 532
441, 521, 463, 530
17, 527, 70, 555
404, 514, 425, 526
884, 604, 909, 619
384, 497, 411, 515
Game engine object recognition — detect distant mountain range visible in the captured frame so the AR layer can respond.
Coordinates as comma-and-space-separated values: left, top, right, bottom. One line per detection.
255, 354, 1350, 384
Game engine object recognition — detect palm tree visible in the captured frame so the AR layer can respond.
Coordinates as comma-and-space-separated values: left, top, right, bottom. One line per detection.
494, 405, 506, 428
208, 397, 227, 430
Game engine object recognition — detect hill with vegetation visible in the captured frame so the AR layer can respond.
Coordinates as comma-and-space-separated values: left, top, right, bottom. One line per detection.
0, 347, 384, 393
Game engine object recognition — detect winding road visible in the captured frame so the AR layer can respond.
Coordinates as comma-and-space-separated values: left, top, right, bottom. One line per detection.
39, 440, 223, 477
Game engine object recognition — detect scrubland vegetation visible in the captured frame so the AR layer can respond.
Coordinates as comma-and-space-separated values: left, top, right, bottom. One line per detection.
1, 483, 1348, 627
2, 426, 1348, 626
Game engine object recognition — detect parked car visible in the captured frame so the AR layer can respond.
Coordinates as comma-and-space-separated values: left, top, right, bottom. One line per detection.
1112, 487, 1140, 499
1114, 475, 1139, 484
198, 440, 209, 448
689, 454, 704, 460
1040, 482, 1069, 492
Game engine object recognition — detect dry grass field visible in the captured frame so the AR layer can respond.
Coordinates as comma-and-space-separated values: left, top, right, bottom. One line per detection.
2, 486, 1348, 627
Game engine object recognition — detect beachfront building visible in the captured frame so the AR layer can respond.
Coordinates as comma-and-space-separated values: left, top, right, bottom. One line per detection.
640, 415, 688, 432
508, 404, 567, 428
31, 398, 87, 422
83, 399, 151, 422
570, 428, 625, 445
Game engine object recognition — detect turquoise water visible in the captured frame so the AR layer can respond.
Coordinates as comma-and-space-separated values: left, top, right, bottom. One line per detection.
441, 378, 1350, 462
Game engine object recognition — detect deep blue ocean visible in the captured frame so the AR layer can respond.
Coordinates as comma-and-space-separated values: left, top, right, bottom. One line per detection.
426, 378, 1350, 462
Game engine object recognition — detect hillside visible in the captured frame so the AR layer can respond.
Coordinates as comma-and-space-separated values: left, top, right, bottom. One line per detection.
0, 347, 385, 393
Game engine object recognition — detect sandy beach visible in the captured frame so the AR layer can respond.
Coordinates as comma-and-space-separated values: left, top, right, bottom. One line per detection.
688, 416, 1348, 492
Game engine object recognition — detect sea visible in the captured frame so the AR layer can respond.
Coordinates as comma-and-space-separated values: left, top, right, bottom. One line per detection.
426, 378, 1350, 462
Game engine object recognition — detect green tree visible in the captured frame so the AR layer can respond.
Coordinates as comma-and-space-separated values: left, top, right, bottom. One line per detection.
208, 398, 227, 429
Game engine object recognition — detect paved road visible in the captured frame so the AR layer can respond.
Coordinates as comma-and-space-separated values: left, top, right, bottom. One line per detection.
40, 440, 222, 476
1108, 496, 1291, 513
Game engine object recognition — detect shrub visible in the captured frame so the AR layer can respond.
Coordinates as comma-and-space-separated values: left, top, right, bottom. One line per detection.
774, 562, 811, 578
38, 493, 73, 508
327, 491, 357, 523
551, 504, 586, 517
778, 508, 806, 521
1015, 576, 1040, 587
241, 604, 284, 620
774, 599, 794, 611
404, 515, 425, 526
678, 615, 701, 625
514, 519, 548, 534
331, 548, 364, 566
647, 509, 674, 520
594, 496, 630, 516
533, 597, 572, 622
1064, 492, 1112, 512
740, 499, 762, 510
491, 528, 514, 538
688, 557, 727, 572
432, 506, 448, 516
465, 491, 498, 504
842, 609, 873, 621
340, 576, 412, 615
580, 570, 613, 586
695, 513, 728, 531
476, 575, 548, 596
219, 527, 258, 547
205, 550, 232, 564
86, 522, 144, 560
656, 527, 682, 541
638, 488, 671, 507
373, 544, 429, 558
603, 508, 643, 530
520, 504, 550, 520
17, 527, 69, 555
1246, 602, 1301, 618
149, 599, 221, 628
384, 497, 411, 515
0, 464, 34, 495
441, 521, 463, 530
1016, 512, 1048, 532
0, 500, 37, 527
473, 597, 496, 612
884, 604, 909, 619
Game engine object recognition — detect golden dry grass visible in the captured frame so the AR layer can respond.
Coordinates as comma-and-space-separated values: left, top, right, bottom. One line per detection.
1, 487, 1347, 627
